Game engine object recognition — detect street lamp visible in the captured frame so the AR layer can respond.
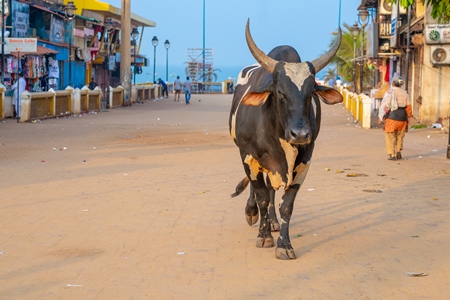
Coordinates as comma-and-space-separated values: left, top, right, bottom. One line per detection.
152, 36, 158, 83
64, 1, 76, 87
164, 39, 170, 82
103, 18, 114, 111
350, 22, 360, 93
358, 6, 369, 94
131, 27, 139, 86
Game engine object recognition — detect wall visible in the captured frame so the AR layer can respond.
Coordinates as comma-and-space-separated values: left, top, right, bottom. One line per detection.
420, 6, 450, 125
420, 46, 450, 124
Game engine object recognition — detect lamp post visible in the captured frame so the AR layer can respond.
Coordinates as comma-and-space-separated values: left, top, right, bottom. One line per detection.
357, 6, 369, 94
164, 39, 170, 82
104, 18, 114, 111
64, 1, 76, 87
131, 27, 139, 86
152, 36, 158, 83
350, 23, 360, 93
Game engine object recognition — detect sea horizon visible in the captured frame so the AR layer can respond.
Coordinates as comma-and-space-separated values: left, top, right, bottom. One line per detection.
135, 65, 327, 84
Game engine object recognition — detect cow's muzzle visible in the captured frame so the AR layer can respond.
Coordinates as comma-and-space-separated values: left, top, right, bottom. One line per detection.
287, 127, 311, 145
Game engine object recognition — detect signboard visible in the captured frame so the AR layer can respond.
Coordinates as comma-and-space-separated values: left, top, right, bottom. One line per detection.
108, 55, 116, 70
425, 24, 450, 45
11, 0, 29, 38
50, 15, 64, 44
390, 2, 398, 48
4, 37, 37, 52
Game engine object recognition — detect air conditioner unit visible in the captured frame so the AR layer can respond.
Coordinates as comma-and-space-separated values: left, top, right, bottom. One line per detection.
430, 46, 450, 65
379, 0, 407, 15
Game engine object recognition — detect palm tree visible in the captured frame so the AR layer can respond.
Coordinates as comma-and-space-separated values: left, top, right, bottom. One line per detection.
328, 23, 373, 92
197, 68, 221, 82
324, 68, 337, 84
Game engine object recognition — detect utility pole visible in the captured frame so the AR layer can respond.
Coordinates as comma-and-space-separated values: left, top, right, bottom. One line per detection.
120, 0, 131, 105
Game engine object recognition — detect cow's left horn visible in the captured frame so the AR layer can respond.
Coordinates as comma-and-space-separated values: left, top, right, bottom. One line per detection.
311, 27, 342, 73
245, 19, 277, 73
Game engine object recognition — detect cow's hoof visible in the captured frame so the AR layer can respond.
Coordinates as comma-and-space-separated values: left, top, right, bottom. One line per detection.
275, 247, 296, 260
256, 236, 274, 248
246, 213, 259, 226
270, 221, 280, 232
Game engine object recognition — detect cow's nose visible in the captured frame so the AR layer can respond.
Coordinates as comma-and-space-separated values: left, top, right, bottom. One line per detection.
289, 127, 311, 144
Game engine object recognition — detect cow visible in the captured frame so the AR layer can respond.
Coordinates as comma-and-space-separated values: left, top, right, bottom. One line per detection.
229, 19, 343, 260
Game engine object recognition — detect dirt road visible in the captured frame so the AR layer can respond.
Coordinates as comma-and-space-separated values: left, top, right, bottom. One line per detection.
1, 94, 449, 299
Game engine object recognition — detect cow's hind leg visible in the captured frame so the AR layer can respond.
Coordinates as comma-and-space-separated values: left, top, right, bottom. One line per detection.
265, 176, 280, 232
252, 174, 274, 248
245, 185, 258, 226
275, 185, 300, 260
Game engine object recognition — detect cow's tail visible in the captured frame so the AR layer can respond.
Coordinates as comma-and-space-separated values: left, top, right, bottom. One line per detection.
231, 177, 250, 198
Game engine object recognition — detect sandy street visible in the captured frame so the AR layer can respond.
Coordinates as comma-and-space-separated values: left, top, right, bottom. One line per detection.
1, 93, 449, 300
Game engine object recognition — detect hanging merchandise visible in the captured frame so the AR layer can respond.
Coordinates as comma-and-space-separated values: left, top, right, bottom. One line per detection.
48, 78, 57, 90
48, 57, 59, 78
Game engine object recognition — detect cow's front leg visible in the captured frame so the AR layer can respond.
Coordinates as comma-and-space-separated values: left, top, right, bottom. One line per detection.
252, 174, 274, 248
275, 184, 300, 259
245, 185, 258, 226
266, 176, 280, 232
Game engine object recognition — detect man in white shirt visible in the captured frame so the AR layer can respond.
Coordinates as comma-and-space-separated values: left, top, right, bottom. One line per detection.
173, 76, 182, 102
336, 76, 342, 88
10, 72, 27, 119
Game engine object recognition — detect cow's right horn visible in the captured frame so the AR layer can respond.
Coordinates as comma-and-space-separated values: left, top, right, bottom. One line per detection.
245, 19, 277, 73
311, 27, 342, 73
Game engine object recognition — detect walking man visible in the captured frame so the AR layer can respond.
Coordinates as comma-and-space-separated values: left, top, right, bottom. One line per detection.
184, 76, 192, 105
173, 76, 181, 102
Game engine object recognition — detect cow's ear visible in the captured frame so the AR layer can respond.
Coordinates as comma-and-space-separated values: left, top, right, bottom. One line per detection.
314, 86, 343, 105
241, 92, 271, 106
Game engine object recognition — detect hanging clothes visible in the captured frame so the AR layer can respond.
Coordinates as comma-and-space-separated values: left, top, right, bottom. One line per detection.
48, 57, 59, 78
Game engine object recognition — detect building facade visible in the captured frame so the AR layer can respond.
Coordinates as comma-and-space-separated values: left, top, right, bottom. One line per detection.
2, 0, 154, 98
361, 0, 449, 126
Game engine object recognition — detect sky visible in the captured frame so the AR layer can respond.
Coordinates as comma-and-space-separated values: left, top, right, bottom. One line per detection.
103, 0, 364, 80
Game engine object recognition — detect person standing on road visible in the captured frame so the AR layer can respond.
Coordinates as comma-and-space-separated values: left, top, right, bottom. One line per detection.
378, 74, 412, 160
173, 76, 182, 102
10, 72, 27, 119
327, 77, 335, 87
158, 78, 168, 98
184, 76, 192, 105
335, 76, 342, 88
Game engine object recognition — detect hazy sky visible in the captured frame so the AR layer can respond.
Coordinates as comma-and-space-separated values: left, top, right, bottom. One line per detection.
104, 0, 363, 73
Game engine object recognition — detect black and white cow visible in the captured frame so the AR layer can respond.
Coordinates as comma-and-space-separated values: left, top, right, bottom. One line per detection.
229, 20, 343, 260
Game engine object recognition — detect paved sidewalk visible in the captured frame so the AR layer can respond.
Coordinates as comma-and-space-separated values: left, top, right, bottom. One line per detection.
0, 94, 449, 299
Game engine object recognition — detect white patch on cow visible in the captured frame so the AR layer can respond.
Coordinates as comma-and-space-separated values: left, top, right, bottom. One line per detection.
284, 63, 313, 90
311, 96, 318, 117
237, 64, 260, 86
292, 161, 311, 186
279, 138, 298, 188
230, 85, 252, 140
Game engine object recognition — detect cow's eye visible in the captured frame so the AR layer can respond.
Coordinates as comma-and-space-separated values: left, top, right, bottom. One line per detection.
277, 90, 285, 98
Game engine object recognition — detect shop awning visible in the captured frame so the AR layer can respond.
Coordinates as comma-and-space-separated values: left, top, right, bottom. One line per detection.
72, 0, 156, 27
9, 45, 59, 57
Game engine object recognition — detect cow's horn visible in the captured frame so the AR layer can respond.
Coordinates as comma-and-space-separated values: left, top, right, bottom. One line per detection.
245, 19, 277, 73
311, 27, 342, 73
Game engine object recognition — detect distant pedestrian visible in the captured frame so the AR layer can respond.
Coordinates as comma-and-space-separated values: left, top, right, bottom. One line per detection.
378, 74, 412, 160
10, 72, 27, 119
327, 77, 335, 87
173, 76, 181, 102
158, 78, 168, 98
184, 76, 192, 104
89, 77, 98, 90
335, 76, 342, 88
